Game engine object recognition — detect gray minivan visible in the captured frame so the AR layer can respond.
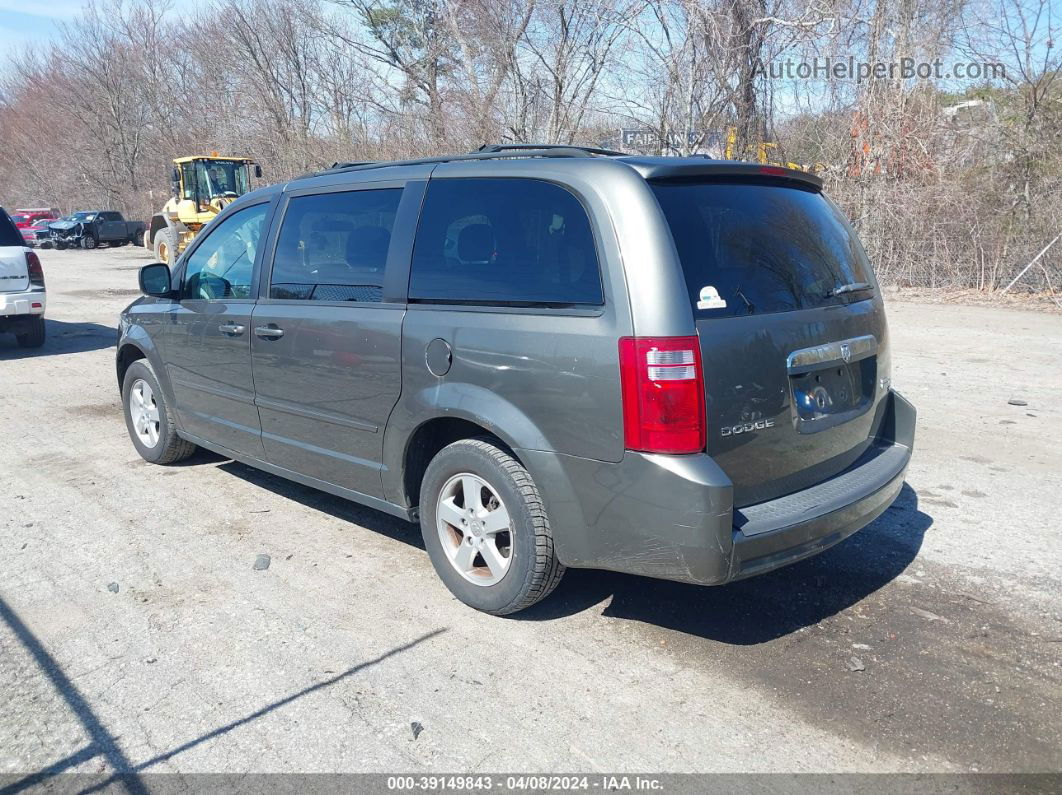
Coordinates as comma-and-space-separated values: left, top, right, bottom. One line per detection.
118, 145, 915, 615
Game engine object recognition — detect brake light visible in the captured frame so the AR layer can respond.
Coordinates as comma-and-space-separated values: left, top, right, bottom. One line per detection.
26, 251, 45, 288
618, 336, 705, 454
759, 166, 789, 176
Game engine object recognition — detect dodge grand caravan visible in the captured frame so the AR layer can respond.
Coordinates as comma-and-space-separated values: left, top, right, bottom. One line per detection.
117, 145, 916, 615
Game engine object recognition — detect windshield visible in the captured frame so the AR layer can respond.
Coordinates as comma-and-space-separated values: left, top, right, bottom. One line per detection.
194, 161, 249, 199
652, 180, 874, 318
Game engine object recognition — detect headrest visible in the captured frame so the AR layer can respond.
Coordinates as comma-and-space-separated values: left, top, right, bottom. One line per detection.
346, 225, 391, 270
458, 223, 494, 264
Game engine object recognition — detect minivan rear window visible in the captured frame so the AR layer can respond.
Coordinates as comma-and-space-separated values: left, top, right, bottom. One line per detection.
409, 178, 603, 306
651, 180, 873, 318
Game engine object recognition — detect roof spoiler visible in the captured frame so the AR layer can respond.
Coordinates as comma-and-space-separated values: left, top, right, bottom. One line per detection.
621, 159, 823, 190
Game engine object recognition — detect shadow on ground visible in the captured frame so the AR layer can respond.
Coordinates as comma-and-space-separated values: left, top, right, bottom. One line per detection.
202, 448, 931, 646
217, 457, 422, 549
521, 483, 932, 644
0, 591, 443, 793
0, 319, 114, 359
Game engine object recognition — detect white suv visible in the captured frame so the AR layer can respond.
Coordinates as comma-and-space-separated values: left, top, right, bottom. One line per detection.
0, 208, 46, 348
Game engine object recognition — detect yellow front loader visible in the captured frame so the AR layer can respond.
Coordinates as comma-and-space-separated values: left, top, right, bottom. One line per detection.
146, 155, 262, 265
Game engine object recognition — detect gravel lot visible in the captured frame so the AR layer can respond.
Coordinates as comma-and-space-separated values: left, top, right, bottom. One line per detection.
1, 246, 1060, 780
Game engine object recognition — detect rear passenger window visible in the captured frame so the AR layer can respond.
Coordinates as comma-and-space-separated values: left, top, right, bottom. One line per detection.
270, 189, 402, 302
409, 178, 602, 306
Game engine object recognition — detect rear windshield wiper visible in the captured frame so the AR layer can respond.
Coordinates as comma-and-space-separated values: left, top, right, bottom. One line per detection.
826, 281, 872, 298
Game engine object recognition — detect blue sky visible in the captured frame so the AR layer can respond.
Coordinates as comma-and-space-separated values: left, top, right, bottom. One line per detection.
0, 1, 200, 52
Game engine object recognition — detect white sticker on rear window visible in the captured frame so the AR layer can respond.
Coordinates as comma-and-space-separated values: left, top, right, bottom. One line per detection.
696, 285, 726, 310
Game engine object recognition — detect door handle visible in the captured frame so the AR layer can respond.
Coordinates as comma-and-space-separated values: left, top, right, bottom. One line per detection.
255, 325, 285, 339
219, 322, 245, 335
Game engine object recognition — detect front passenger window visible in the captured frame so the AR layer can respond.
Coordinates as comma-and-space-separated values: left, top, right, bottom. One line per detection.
182, 203, 268, 300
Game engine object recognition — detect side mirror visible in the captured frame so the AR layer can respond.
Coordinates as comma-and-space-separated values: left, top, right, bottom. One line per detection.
139, 263, 174, 297
254, 164, 263, 179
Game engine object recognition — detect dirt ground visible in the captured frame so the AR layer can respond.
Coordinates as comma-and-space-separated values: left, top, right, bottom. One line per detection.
1, 245, 1059, 781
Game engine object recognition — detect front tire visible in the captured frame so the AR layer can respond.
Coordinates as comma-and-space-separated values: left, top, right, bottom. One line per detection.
15, 316, 45, 348
154, 227, 177, 266
122, 360, 196, 464
81, 234, 97, 250
420, 438, 564, 615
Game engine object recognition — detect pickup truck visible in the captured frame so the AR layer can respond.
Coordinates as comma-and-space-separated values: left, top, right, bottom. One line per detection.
40, 211, 146, 250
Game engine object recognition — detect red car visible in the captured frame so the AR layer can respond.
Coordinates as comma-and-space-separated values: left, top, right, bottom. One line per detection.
11, 208, 59, 229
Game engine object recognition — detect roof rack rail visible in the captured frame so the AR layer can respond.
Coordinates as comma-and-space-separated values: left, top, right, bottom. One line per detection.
330, 160, 377, 169
314, 144, 625, 177
477, 143, 626, 157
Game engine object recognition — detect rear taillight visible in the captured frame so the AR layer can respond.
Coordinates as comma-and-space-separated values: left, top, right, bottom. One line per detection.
26, 251, 45, 288
618, 336, 706, 454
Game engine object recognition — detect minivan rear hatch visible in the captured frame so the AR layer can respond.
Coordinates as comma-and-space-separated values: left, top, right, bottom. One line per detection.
0, 211, 29, 293
651, 176, 889, 507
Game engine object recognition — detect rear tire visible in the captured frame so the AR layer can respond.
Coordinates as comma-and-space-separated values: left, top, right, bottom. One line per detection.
15, 316, 45, 348
122, 360, 196, 464
420, 437, 564, 615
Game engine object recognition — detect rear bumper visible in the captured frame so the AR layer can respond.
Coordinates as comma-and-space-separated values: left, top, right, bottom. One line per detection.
0, 289, 46, 318
520, 390, 915, 586
728, 447, 907, 581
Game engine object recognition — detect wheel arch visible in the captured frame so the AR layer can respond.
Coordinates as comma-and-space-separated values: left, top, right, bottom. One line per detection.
384, 381, 555, 510
116, 341, 148, 392
396, 416, 529, 514
115, 328, 174, 406
147, 214, 170, 246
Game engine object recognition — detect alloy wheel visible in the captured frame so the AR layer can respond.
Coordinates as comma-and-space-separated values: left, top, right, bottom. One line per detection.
129, 378, 161, 448
435, 472, 514, 586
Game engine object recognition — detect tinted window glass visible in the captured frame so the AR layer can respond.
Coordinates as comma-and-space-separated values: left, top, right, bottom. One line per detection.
0, 210, 22, 246
182, 203, 268, 300
652, 181, 874, 318
270, 189, 402, 302
409, 178, 602, 306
